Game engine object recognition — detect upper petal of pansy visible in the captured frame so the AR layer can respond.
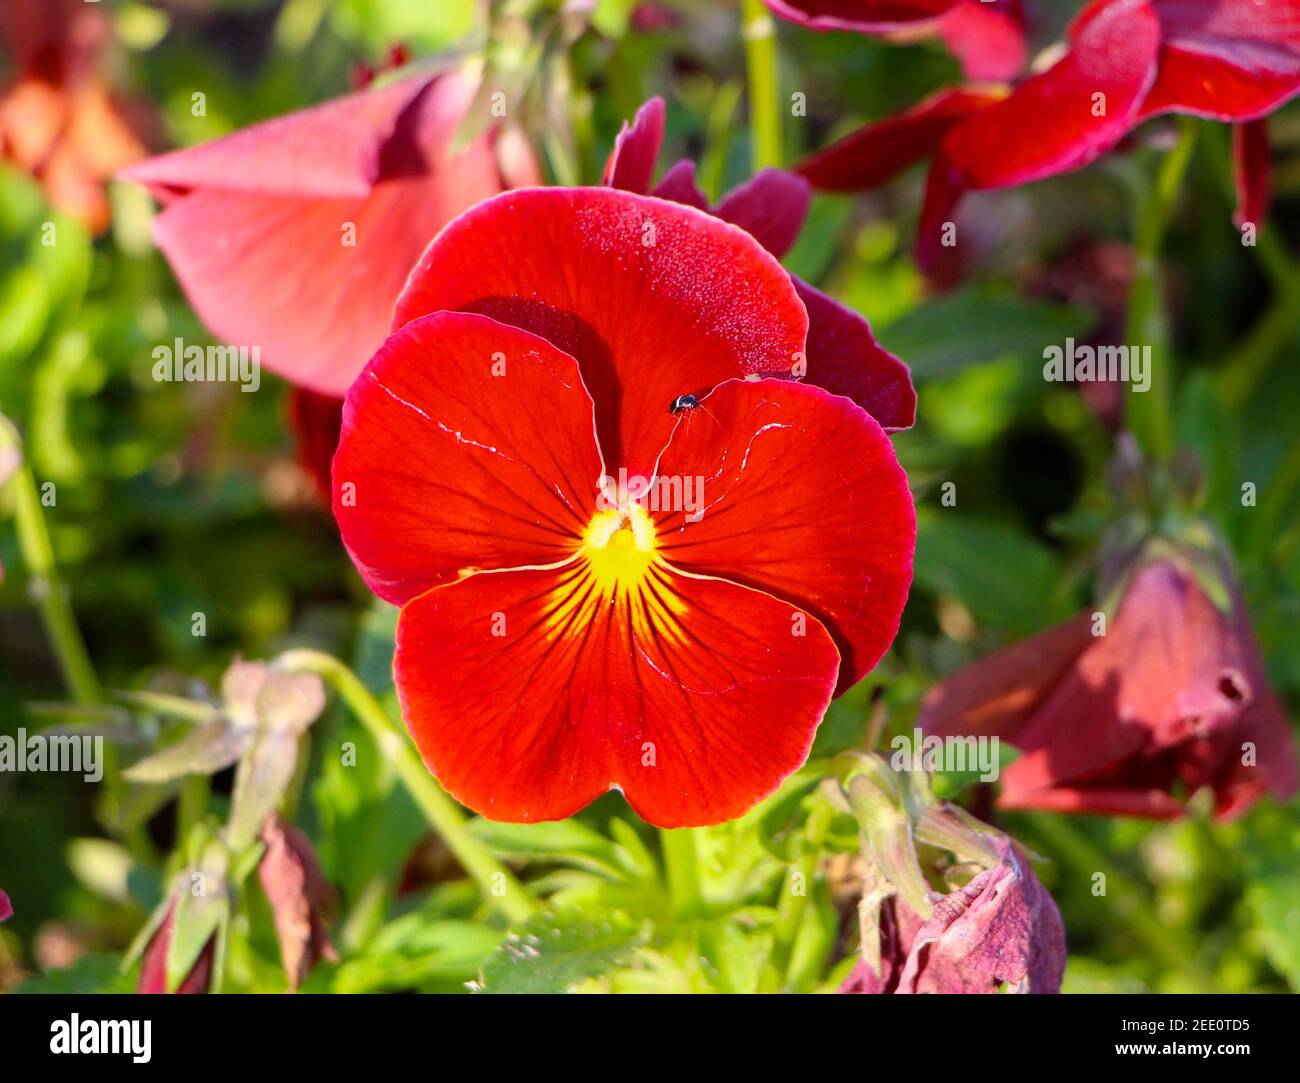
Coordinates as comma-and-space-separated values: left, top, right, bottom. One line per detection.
125, 72, 512, 396
1139, 0, 1300, 121
764, 0, 962, 35
796, 87, 1005, 193
602, 96, 666, 193
940, 0, 1160, 190
794, 278, 916, 431
393, 187, 810, 474
650, 378, 915, 692
394, 562, 841, 826
332, 311, 604, 606
714, 168, 812, 259
652, 160, 710, 210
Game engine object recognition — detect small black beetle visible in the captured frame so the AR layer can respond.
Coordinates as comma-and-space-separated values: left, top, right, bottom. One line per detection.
668, 394, 699, 415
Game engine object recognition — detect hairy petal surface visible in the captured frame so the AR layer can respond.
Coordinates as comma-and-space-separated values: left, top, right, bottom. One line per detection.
332, 311, 604, 606
652, 378, 914, 692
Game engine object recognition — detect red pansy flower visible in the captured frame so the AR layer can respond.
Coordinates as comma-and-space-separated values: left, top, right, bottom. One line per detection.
919, 556, 1299, 818
842, 836, 1066, 994
332, 186, 915, 826
764, 0, 1027, 82
0, 0, 151, 233
605, 98, 916, 433
122, 65, 540, 397
797, 0, 1300, 266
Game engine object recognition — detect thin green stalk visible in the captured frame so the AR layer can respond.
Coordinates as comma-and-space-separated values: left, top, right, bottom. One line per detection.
1, 421, 101, 703
661, 828, 703, 918
277, 649, 538, 925
741, 0, 782, 171
1023, 812, 1213, 990
1125, 120, 1197, 463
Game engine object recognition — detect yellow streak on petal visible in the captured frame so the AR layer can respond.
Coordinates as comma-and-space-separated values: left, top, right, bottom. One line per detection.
542, 505, 688, 645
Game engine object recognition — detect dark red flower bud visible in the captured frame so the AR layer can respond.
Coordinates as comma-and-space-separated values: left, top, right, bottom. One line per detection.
258, 814, 339, 989
137, 902, 216, 995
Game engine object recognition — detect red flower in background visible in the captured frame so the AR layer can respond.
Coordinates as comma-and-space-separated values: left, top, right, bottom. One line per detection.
919, 557, 1299, 818
605, 98, 916, 433
0, 0, 151, 232
797, 0, 1300, 267
0, 889, 12, 922
765, 0, 1027, 82
842, 836, 1066, 994
123, 66, 539, 398
333, 186, 915, 826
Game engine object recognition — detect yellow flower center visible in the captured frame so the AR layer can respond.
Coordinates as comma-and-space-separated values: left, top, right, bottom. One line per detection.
580, 505, 658, 594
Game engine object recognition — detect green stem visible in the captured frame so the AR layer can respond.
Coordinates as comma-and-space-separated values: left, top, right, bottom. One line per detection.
277, 649, 538, 925
1, 420, 100, 702
1023, 812, 1213, 990
741, 0, 782, 171
768, 795, 831, 989
660, 828, 702, 918
1125, 120, 1197, 464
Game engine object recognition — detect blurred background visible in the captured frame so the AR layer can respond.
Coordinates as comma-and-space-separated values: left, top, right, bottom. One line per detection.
1, 0, 1298, 993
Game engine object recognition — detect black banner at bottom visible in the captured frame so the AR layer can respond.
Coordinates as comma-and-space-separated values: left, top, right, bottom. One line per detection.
0, 992, 1287, 1068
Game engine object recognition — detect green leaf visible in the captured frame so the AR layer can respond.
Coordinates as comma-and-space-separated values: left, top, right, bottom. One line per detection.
1241, 803, 1300, 990
914, 510, 1067, 634
877, 288, 1091, 381
475, 910, 645, 994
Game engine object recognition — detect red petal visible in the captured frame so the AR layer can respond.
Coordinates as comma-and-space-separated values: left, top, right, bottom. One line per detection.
797, 87, 1004, 192
793, 278, 916, 430
714, 168, 811, 259
938, 0, 1027, 82
1140, 0, 1300, 120
940, 0, 1160, 189
122, 74, 427, 201
1232, 119, 1271, 228
126, 73, 513, 395
651, 378, 914, 692
394, 562, 840, 826
333, 311, 604, 606
918, 615, 1093, 740
393, 187, 809, 474
764, 0, 961, 34
0, 889, 11, 922
602, 96, 666, 193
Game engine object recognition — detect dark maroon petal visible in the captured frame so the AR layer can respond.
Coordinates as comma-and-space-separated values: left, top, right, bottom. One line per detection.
0, 889, 12, 922
652, 159, 710, 209
714, 168, 812, 259
764, 0, 961, 35
602, 96, 666, 193
137, 904, 215, 995
794, 278, 916, 431
1232, 119, 1271, 228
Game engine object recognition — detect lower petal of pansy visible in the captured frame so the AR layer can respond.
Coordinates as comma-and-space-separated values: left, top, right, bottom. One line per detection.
651, 378, 914, 693
333, 311, 604, 606
394, 559, 840, 827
